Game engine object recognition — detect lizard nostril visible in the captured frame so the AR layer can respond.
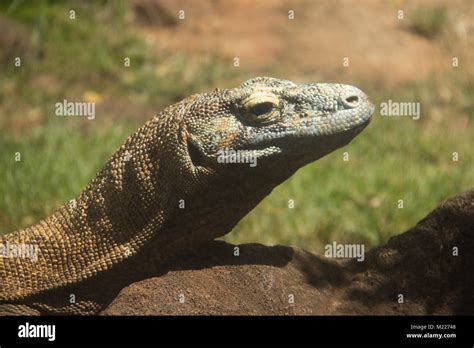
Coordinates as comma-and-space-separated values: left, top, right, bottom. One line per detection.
346, 95, 358, 104
343, 95, 359, 108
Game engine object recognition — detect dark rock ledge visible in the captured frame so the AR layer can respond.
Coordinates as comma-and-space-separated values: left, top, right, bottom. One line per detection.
102, 189, 474, 315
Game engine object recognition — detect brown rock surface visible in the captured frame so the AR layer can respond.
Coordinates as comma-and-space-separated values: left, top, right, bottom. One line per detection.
101, 189, 474, 315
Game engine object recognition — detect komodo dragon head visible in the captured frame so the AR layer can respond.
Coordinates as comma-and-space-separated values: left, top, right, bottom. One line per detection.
184, 76, 373, 171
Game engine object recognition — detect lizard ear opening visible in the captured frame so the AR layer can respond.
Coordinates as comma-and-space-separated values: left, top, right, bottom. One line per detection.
187, 138, 205, 167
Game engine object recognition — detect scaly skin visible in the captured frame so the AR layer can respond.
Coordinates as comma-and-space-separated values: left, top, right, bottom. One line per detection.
0, 77, 374, 315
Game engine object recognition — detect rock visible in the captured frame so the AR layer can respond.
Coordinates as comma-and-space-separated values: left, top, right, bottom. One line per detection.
0, 15, 30, 62
101, 189, 474, 315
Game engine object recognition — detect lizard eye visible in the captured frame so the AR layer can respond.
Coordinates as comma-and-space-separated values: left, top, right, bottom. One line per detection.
242, 91, 280, 124
249, 102, 274, 116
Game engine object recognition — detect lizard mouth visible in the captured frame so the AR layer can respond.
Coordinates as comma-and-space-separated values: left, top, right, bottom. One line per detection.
238, 117, 372, 154
342, 117, 371, 136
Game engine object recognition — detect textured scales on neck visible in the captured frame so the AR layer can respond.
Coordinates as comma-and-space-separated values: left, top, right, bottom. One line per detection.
0, 77, 374, 314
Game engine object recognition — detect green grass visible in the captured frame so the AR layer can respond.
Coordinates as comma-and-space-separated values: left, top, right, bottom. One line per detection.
409, 6, 448, 39
0, 1, 472, 255
0, 0, 236, 123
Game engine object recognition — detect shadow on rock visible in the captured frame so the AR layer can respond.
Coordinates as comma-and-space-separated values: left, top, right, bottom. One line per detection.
102, 189, 474, 315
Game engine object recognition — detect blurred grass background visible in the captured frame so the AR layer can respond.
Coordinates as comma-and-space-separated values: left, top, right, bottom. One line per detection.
0, 0, 473, 254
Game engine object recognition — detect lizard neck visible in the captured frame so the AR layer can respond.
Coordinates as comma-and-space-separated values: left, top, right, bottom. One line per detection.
0, 108, 187, 301
150, 160, 300, 262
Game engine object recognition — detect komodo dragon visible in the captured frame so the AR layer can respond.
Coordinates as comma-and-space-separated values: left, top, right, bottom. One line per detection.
0, 77, 374, 315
